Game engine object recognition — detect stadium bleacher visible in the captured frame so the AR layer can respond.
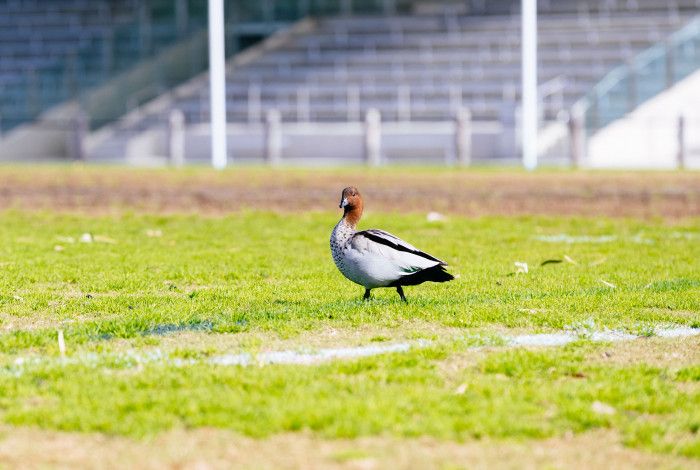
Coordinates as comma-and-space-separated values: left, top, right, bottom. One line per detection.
96, 0, 696, 130
220, 13, 687, 123
0, 0, 210, 132
0, 0, 698, 164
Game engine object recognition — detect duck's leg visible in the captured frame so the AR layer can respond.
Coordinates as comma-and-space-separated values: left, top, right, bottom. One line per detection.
363, 289, 371, 301
396, 286, 407, 302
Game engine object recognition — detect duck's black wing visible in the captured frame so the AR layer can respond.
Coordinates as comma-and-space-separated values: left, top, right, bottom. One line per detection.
354, 229, 448, 266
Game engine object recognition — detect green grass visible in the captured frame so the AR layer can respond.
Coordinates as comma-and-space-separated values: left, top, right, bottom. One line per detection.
1, 343, 699, 457
0, 210, 699, 457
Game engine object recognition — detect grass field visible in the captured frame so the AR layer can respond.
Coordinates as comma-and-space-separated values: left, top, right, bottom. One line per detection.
0, 167, 699, 469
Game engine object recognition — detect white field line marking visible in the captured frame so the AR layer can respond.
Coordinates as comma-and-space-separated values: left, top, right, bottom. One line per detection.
210, 340, 431, 366
673, 232, 700, 240
533, 234, 656, 244
655, 326, 700, 338
534, 234, 617, 244
2, 327, 699, 376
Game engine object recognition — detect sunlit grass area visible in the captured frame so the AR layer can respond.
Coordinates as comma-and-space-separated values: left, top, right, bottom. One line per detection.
1, 211, 698, 341
0, 208, 698, 461
1, 340, 700, 458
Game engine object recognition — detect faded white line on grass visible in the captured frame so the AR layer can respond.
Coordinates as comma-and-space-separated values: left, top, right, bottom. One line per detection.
655, 326, 700, 338
534, 234, 618, 244
509, 330, 641, 347
533, 233, 656, 244
2, 327, 699, 375
210, 340, 431, 366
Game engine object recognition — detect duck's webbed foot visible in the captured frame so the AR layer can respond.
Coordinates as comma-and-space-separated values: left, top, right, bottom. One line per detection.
396, 286, 407, 302
363, 289, 371, 301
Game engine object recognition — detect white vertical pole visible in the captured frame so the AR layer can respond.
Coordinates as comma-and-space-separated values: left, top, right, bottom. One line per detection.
208, 0, 227, 169
521, 0, 538, 170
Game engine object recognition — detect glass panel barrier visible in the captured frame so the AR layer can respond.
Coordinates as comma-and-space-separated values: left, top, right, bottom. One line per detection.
573, 16, 700, 135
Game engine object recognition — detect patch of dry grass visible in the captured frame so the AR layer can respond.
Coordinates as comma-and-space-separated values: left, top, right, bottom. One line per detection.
1, 166, 699, 218
0, 427, 694, 470
591, 335, 700, 368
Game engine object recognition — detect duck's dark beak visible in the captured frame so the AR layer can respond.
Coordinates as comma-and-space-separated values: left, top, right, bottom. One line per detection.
339, 197, 348, 209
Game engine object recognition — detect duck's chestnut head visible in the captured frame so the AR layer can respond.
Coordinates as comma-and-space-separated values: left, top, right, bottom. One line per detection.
339, 187, 364, 226
339, 186, 362, 210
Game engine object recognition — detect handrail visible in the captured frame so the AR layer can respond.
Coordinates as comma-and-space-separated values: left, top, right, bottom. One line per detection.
538, 74, 567, 118
538, 74, 567, 100
572, 14, 700, 132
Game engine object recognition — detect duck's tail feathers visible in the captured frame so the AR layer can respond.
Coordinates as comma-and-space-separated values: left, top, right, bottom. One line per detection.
392, 264, 455, 287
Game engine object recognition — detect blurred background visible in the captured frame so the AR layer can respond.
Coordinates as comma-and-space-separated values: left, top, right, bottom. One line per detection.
0, 0, 698, 168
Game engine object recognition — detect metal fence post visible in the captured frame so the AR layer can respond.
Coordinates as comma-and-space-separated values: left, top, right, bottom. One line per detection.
455, 107, 472, 166
168, 109, 186, 167
677, 114, 686, 170
568, 112, 583, 168
265, 109, 282, 166
364, 108, 382, 166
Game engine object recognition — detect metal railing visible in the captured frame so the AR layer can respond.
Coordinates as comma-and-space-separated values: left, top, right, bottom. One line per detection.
538, 74, 568, 121
105, 107, 506, 166
572, 15, 700, 133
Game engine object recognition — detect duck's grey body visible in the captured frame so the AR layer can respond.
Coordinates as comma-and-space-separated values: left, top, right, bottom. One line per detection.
330, 218, 447, 290
330, 186, 453, 301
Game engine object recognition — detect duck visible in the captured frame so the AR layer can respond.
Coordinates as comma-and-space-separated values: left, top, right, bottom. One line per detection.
330, 186, 454, 302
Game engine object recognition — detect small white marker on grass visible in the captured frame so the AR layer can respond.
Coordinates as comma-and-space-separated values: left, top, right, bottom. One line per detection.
563, 255, 578, 265
591, 401, 616, 415
514, 262, 528, 274
57, 330, 66, 358
426, 211, 446, 222
146, 229, 163, 238
598, 280, 617, 289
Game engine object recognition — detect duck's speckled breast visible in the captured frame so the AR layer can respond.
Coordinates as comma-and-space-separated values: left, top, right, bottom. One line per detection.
330, 218, 364, 285
330, 218, 353, 266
